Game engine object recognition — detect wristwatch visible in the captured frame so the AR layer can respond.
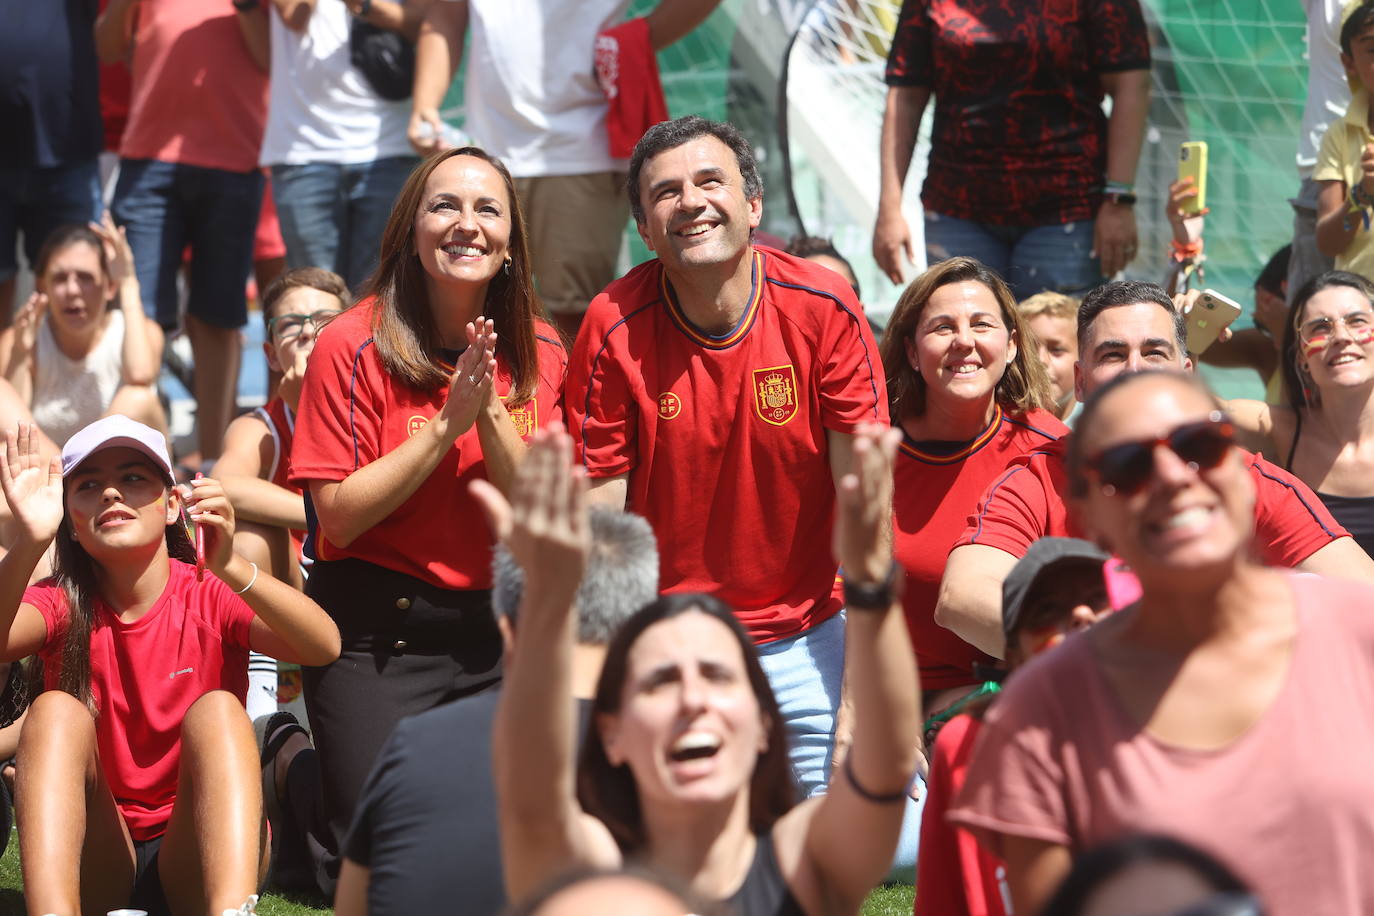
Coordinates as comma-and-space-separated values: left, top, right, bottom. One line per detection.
1103, 189, 1137, 206
232, 0, 260, 10
842, 562, 901, 611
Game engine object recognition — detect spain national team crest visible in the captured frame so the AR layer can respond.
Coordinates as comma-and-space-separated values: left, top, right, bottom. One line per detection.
753, 365, 798, 426
658, 391, 682, 420
406, 415, 428, 437
506, 402, 537, 438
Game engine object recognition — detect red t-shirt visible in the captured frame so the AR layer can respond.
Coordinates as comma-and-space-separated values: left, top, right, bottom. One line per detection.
25, 560, 255, 841
120, 0, 267, 173
291, 300, 567, 590
254, 397, 305, 558
915, 714, 1010, 916
954, 435, 1349, 565
565, 246, 888, 644
896, 407, 1066, 690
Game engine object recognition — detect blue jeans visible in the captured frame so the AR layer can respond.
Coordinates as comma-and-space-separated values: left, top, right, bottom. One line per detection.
755, 610, 846, 799
924, 211, 1104, 301
112, 158, 264, 329
0, 158, 102, 280
271, 157, 419, 291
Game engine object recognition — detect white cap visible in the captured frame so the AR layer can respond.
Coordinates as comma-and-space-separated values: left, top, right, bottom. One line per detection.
61, 416, 175, 485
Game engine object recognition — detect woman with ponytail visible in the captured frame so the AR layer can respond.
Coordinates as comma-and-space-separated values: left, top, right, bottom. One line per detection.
0, 416, 338, 916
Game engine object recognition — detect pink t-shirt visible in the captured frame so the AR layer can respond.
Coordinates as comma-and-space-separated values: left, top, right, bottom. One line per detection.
25, 560, 256, 840
120, 0, 267, 173
949, 574, 1374, 916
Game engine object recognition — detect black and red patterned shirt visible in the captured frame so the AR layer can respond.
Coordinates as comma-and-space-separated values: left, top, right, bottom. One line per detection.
885, 0, 1150, 227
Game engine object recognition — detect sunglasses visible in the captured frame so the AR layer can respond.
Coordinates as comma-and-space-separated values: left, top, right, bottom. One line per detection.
267, 309, 340, 342
1084, 412, 1235, 496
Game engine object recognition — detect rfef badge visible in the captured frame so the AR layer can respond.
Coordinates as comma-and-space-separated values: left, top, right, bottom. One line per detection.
499, 395, 538, 438
753, 365, 797, 426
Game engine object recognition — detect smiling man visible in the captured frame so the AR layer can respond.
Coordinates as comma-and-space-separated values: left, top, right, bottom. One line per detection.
564, 116, 887, 797
936, 279, 1374, 657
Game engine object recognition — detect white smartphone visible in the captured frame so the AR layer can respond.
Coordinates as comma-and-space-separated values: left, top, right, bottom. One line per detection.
1185, 289, 1243, 355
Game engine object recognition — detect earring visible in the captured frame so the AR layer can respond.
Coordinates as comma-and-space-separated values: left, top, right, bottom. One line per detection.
503, 256, 512, 275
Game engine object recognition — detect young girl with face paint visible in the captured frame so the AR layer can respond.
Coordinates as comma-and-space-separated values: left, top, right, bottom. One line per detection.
1222, 271, 1374, 556
0, 417, 340, 916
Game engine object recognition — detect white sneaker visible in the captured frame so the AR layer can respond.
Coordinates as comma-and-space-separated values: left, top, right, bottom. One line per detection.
221, 895, 258, 916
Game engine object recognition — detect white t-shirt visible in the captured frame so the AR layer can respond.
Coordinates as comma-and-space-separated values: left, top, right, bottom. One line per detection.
458, 0, 631, 177
1299, 0, 1351, 178
260, 0, 414, 166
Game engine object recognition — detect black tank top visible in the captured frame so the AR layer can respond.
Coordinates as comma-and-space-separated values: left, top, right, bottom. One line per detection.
1284, 413, 1374, 557
725, 832, 807, 916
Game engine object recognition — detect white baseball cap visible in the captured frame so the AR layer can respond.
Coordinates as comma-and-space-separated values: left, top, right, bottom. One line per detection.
61, 416, 176, 485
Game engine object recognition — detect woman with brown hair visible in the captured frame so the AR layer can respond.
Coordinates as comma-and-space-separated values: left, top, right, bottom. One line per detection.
880, 256, 1061, 719
289, 147, 567, 879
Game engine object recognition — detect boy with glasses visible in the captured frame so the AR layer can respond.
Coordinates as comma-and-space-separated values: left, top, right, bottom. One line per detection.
213, 267, 348, 718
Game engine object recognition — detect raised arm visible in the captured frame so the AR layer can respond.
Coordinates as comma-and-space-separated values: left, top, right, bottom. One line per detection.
476, 430, 620, 900
270, 0, 316, 32
409, 0, 467, 154
309, 321, 496, 548
935, 543, 1018, 658
0, 295, 43, 406
212, 415, 307, 529
643, 0, 721, 49
187, 476, 339, 665
872, 85, 931, 285
234, 0, 271, 73
0, 427, 67, 660
345, 0, 432, 41
787, 423, 919, 912
92, 213, 162, 387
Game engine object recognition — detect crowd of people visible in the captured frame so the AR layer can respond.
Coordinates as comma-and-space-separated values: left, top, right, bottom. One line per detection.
2, 0, 1374, 915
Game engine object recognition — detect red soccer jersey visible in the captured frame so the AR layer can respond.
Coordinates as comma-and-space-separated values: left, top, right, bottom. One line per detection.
291, 300, 567, 590
253, 397, 305, 558
895, 407, 1066, 690
915, 714, 1011, 916
565, 247, 887, 643
955, 435, 1349, 564
25, 560, 256, 841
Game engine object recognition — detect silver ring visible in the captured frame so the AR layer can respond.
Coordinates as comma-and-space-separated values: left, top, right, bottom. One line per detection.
468, 374, 479, 384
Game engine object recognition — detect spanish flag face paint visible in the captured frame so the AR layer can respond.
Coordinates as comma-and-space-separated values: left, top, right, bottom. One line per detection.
1298, 311, 1374, 358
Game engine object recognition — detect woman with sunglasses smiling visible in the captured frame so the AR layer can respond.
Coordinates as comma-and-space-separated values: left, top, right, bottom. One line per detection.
289, 147, 567, 888
1221, 271, 1374, 557
948, 369, 1374, 916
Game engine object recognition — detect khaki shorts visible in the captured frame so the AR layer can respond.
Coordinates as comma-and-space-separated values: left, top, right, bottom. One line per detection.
514, 172, 629, 316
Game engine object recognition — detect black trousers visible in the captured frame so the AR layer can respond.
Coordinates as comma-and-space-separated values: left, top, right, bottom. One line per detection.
300, 558, 502, 893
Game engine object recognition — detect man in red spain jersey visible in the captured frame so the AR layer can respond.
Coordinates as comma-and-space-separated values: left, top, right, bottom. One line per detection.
564, 116, 888, 796
938, 280, 1374, 657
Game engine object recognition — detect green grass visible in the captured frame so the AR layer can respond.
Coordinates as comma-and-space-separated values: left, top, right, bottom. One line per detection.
0, 832, 913, 914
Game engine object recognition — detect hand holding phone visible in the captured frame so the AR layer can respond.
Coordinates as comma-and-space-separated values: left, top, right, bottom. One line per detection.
1185, 288, 1243, 356
1177, 142, 1208, 216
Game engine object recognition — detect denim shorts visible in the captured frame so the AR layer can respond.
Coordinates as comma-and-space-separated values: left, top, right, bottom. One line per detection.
112, 158, 265, 329
924, 210, 1104, 301
0, 157, 102, 280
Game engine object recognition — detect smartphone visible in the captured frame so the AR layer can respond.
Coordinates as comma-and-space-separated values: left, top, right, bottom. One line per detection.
1185, 288, 1243, 355
1178, 141, 1208, 215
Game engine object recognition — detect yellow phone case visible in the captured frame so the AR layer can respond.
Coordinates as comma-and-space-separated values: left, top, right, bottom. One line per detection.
1178, 141, 1208, 215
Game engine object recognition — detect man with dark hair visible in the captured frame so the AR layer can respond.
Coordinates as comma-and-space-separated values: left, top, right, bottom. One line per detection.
937, 279, 1374, 657
564, 114, 888, 798
333, 506, 659, 916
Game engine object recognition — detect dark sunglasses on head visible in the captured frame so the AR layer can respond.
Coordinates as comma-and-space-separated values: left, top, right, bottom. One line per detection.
1085, 411, 1235, 496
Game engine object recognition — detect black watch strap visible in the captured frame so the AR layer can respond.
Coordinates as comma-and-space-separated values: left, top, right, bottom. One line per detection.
842, 562, 901, 611
232, 0, 260, 11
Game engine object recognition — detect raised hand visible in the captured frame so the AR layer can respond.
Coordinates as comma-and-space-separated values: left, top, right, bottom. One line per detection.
833, 422, 901, 585
181, 476, 237, 576
438, 316, 497, 437
10, 292, 46, 360
89, 211, 135, 288
470, 428, 589, 603
1165, 177, 1207, 245
0, 425, 63, 548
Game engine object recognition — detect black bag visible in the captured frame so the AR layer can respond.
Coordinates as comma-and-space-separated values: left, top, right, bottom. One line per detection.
349, 18, 416, 101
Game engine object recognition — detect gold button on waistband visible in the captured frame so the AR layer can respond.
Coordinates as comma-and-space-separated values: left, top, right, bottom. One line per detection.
395, 597, 411, 610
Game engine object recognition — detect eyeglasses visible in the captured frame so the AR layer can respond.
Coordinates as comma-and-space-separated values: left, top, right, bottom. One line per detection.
267, 309, 340, 342
1084, 412, 1235, 496
1296, 310, 1374, 347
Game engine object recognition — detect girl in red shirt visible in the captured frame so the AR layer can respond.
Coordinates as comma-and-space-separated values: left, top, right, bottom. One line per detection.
0, 416, 339, 916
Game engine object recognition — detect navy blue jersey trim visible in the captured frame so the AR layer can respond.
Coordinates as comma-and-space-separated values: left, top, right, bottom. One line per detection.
1253, 462, 1340, 539
348, 338, 376, 471
1002, 414, 1064, 443
765, 277, 883, 419
579, 302, 660, 469
969, 465, 1030, 544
